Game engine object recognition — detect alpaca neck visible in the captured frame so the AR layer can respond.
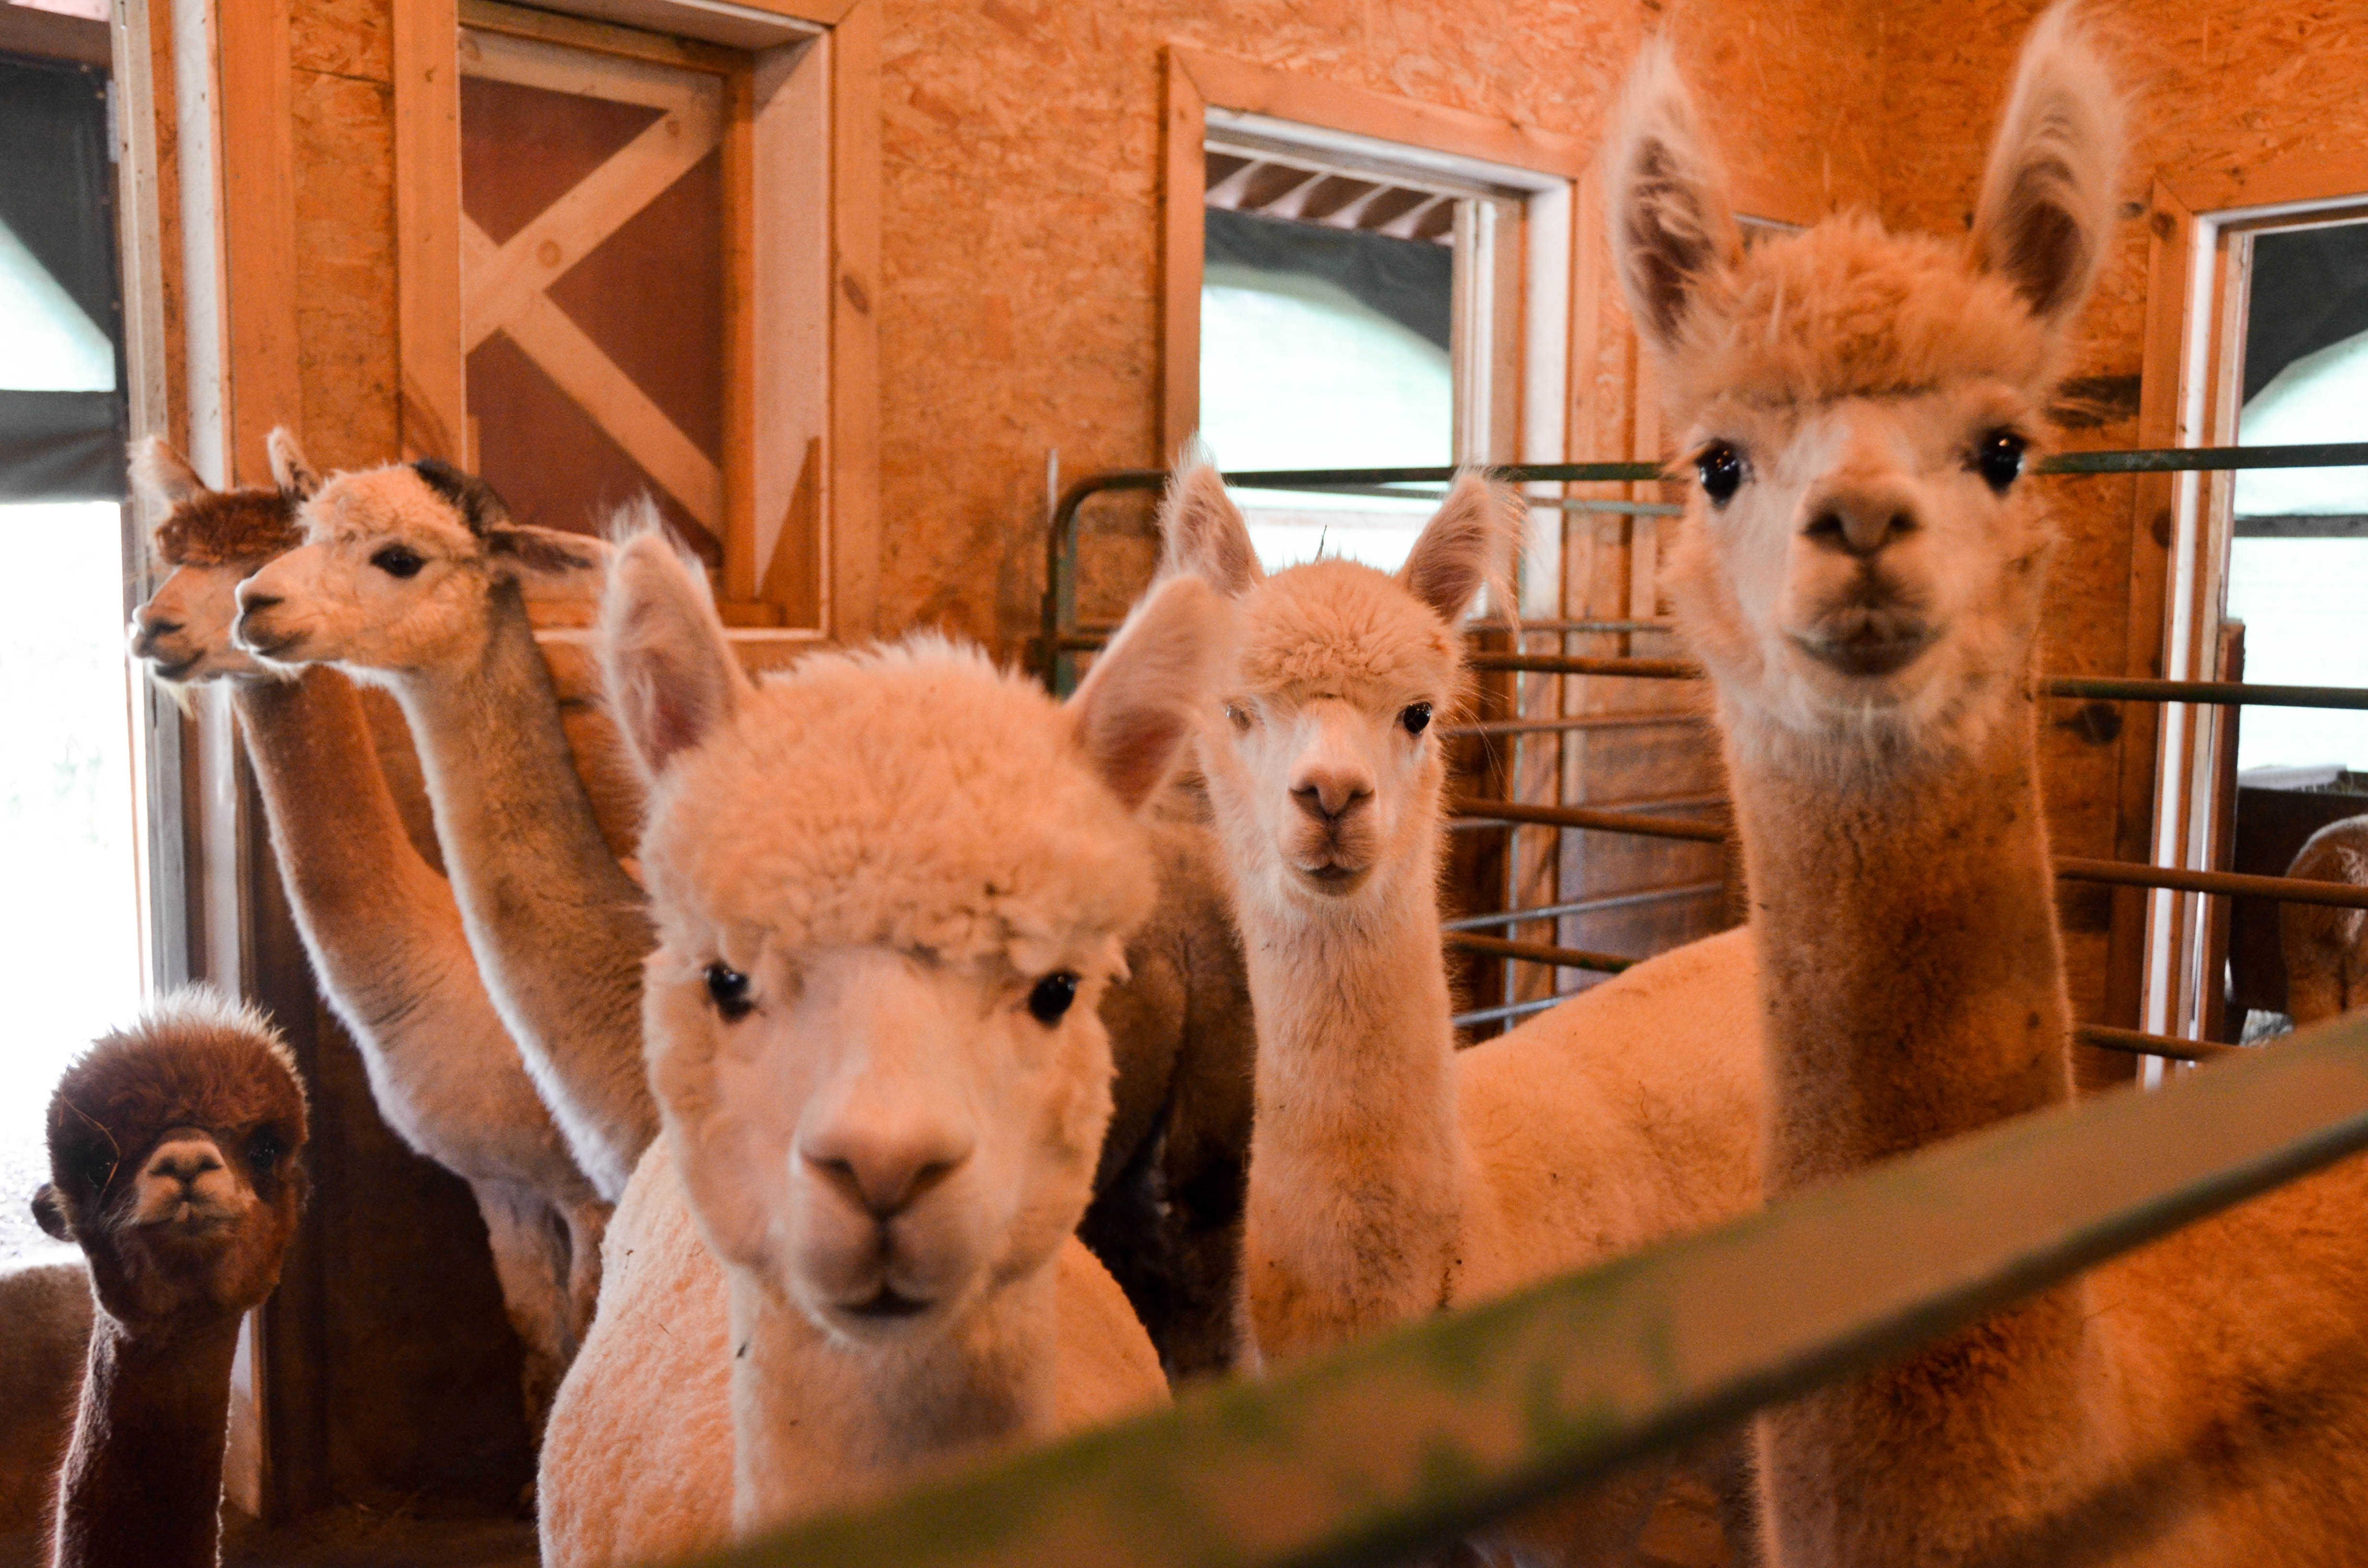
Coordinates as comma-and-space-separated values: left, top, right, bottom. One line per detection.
386, 579, 657, 1200
1729, 688, 2098, 1564
1239, 833, 1463, 1359
724, 1269, 1059, 1533
1728, 695, 2073, 1189
232, 669, 470, 1043
49, 1310, 240, 1568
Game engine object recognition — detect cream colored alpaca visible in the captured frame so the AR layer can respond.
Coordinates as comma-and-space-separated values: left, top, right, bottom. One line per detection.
233, 461, 660, 1200
1613, 13, 2368, 1565
1164, 469, 1766, 1559
237, 466, 1257, 1374
2282, 817, 2368, 1027
126, 435, 609, 1428
535, 537, 1198, 1566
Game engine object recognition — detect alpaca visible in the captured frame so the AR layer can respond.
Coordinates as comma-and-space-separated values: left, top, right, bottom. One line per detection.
2282, 816, 2368, 1027
33, 987, 309, 1568
232, 461, 660, 1201
126, 435, 610, 1431
1163, 466, 1767, 1559
0, 1258, 92, 1556
534, 536, 1201, 1566
1610, 12, 2368, 1564
235, 472, 1258, 1373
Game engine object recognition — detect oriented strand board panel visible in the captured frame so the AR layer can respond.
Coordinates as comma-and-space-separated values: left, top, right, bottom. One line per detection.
867, 0, 1886, 652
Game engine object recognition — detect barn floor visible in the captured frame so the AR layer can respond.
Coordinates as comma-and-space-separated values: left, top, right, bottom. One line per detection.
222, 1507, 536, 1568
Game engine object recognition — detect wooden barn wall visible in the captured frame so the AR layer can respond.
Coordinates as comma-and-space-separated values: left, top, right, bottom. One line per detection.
1862, 0, 2368, 1059
869, 0, 1883, 648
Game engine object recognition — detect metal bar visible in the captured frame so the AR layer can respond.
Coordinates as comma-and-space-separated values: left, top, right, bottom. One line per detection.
2035, 441, 2368, 474
1442, 714, 1708, 739
1451, 797, 1728, 844
690, 1008, 2368, 1568
1468, 653, 1704, 680
1447, 931, 1636, 974
1443, 882, 1727, 931
2044, 677, 2368, 711
2076, 1024, 2241, 1064
2055, 857, 2368, 911
1453, 993, 1570, 1029
1460, 656, 2368, 714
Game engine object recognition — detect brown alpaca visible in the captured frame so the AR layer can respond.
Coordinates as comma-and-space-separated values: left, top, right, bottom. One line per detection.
1612, 11, 2368, 1565
32, 988, 309, 1568
126, 435, 611, 1431
2282, 817, 2368, 1027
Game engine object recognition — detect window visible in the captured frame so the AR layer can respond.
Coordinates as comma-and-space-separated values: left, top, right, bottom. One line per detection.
1195, 118, 1537, 574
2225, 219, 2368, 773
0, 43, 139, 1265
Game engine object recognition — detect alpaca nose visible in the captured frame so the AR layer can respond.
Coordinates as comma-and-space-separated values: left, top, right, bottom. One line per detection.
802, 1119, 974, 1222
240, 591, 283, 615
144, 1136, 225, 1189
1292, 767, 1372, 823
1803, 492, 1918, 557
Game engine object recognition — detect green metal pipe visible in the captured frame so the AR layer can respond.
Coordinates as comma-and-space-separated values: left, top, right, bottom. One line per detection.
679, 1008, 2368, 1568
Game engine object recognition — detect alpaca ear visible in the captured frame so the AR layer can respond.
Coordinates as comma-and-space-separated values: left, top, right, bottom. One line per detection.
267, 427, 321, 500
1157, 444, 1263, 598
1603, 36, 1741, 356
1969, 4, 2125, 329
1397, 473, 1519, 625
410, 457, 513, 533
1068, 575, 1232, 812
30, 1184, 68, 1241
488, 524, 612, 604
599, 526, 750, 781
130, 437, 208, 507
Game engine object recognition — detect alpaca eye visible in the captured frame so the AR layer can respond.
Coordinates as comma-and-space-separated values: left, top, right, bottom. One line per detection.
247, 1129, 281, 1174
82, 1152, 114, 1190
1026, 972, 1079, 1026
1973, 430, 2026, 493
1224, 703, 1252, 733
370, 543, 426, 579
1400, 702, 1432, 735
705, 963, 753, 1022
1695, 442, 1747, 506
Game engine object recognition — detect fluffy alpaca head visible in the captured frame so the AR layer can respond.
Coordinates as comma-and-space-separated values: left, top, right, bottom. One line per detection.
233, 458, 607, 675
34, 987, 308, 1336
599, 529, 1229, 1347
1161, 462, 1517, 919
128, 431, 317, 685
1605, 5, 2123, 768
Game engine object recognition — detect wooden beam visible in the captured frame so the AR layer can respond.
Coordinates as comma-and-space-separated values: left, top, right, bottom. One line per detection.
721, 61, 758, 601
213, 0, 301, 484
826, 0, 880, 640
395, 0, 466, 462
1158, 47, 1207, 464
0, 4, 109, 66
458, 0, 744, 74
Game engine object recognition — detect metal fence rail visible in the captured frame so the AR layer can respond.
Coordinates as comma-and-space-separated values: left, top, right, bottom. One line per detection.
683, 1008, 2368, 1568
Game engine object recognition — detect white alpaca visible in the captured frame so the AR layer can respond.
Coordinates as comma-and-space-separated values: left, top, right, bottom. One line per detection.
1164, 470, 1766, 1559
125, 434, 608, 1428
1611, 12, 2368, 1565
534, 536, 1208, 1565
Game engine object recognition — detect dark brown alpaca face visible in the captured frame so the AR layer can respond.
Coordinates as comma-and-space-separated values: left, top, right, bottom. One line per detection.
36, 994, 309, 1332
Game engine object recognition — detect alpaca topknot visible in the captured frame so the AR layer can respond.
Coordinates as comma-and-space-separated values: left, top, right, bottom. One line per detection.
639, 637, 1159, 970
150, 489, 307, 568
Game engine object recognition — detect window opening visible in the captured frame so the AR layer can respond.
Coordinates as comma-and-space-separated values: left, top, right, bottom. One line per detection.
1198, 128, 1525, 574
0, 49, 139, 1268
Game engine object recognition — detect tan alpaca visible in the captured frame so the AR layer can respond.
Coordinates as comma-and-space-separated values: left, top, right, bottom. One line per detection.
1164, 469, 1767, 1559
126, 436, 609, 1430
33, 987, 309, 1568
236, 469, 1258, 1373
233, 461, 661, 1200
2282, 817, 2368, 1027
535, 536, 1198, 1566
1611, 12, 2368, 1565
